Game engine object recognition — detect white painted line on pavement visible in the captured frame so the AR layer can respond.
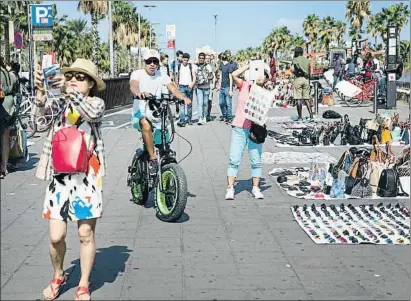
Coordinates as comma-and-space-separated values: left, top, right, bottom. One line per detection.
103, 107, 132, 118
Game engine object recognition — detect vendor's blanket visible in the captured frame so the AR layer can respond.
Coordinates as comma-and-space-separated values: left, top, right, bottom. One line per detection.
291, 203, 410, 245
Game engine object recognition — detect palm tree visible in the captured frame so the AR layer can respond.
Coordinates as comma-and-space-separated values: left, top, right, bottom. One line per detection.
380, 3, 410, 35
345, 0, 371, 39
318, 16, 338, 51
78, 0, 108, 64
303, 14, 320, 52
400, 40, 410, 71
334, 20, 347, 48
367, 13, 383, 49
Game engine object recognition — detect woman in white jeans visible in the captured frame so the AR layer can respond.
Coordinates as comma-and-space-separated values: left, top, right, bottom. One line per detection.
225, 63, 270, 200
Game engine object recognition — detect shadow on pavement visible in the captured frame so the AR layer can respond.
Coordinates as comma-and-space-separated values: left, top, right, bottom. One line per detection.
63, 245, 132, 294
8, 152, 39, 173
234, 177, 271, 195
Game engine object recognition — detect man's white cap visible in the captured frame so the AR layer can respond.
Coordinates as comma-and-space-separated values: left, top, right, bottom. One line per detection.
143, 49, 160, 61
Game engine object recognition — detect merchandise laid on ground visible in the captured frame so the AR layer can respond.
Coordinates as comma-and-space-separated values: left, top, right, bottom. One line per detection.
268, 112, 410, 148
263, 151, 337, 165
269, 77, 343, 109
270, 145, 410, 200
291, 203, 410, 245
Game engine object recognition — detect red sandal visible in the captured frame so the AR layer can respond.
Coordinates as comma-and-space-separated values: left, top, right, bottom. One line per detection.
74, 286, 91, 300
43, 273, 67, 300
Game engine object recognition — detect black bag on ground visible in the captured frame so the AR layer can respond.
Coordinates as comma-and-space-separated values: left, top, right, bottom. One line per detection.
377, 168, 397, 197
323, 110, 342, 119
249, 123, 267, 144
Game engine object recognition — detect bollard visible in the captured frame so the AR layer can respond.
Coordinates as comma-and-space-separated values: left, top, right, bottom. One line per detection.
373, 81, 378, 115
313, 81, 319, 116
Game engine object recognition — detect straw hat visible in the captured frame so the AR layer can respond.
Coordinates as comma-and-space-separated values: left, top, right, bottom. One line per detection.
62, 59, 106, 91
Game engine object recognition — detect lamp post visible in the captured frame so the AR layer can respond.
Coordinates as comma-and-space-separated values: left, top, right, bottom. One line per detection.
108, 1, 114, 77
214, 14, 218, 56
137, 4, 157, 68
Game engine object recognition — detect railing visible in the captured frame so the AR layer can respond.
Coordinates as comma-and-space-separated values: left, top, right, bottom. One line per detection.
95, 77, 132, 110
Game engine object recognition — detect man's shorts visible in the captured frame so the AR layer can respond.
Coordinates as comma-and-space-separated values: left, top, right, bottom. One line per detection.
131, 98, 147, 131
293, 77, 310, 100
131, 98, 162, 131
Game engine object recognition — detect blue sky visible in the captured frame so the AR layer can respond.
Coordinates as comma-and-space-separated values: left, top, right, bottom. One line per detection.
47, 1, 410, 58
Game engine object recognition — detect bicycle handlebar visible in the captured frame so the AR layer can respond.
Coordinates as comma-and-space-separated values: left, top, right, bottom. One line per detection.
142, 94, 183, 104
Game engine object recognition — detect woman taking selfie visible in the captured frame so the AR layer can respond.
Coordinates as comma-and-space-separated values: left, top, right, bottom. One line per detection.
35, 59, 106, 300
225, 63, 270, 200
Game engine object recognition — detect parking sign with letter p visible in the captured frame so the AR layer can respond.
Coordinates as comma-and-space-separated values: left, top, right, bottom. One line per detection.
31, 5, 53, 27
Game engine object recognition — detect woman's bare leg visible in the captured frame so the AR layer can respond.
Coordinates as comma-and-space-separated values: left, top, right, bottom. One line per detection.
77, 218, 97, 296
43, 219, 68, 299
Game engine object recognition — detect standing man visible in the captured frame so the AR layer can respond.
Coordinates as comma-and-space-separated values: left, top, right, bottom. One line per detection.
170, 50, 184, 118
196, 52, 214, 125
218, 50, 237, 123
205, 54, 216, 122
291, 47, 313, 120
176, 53, 196, 127
332, 53, 344, 90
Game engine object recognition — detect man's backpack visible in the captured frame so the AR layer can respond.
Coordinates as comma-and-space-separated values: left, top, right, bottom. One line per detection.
196, 64, 213, 85
177, 63, 193, 83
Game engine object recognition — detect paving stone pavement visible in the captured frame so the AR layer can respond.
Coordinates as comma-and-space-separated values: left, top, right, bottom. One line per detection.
1, 94, 410, 300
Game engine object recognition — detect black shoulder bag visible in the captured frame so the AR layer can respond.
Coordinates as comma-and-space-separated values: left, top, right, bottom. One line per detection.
249, 123, 267, 144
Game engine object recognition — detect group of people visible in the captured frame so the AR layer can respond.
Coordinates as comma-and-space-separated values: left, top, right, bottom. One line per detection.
2, 42, 405, 299
128, 48, 272, 202
332, 50, 404, 99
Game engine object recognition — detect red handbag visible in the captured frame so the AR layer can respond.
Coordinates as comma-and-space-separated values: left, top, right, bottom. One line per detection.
52, 126, 89, 173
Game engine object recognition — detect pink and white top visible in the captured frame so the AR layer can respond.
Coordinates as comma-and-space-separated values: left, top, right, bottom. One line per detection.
231, 81, 253, 129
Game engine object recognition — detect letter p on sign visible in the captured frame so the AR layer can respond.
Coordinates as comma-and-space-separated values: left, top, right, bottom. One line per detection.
31, 5, 53, 27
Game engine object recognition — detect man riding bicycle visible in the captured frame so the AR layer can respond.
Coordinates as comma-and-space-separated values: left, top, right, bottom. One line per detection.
130, 49, 191, 177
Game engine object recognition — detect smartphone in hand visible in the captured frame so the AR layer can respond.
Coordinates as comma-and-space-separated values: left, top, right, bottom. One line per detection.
43, 64, 61, 96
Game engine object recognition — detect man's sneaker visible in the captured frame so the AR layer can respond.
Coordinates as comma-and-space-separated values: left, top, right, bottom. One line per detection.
252, 187, 264, 199
219, 116, 226, 122
225, 186, 235, 200
177, 122, 186, 127
198, 118, 205, 125
148, 159, 158, 177
206, 116, 212, 122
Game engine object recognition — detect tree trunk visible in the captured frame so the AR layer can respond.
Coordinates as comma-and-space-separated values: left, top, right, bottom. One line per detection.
91, 11, 99, 65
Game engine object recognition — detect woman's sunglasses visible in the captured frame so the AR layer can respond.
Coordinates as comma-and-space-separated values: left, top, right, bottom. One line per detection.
145, 58, 159, 65
65, 72, 87, 82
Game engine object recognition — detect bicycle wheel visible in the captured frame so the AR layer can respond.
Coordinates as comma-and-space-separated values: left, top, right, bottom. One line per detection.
129, 153, 149, 206
155, 163, 188, 222
19, 113, 37, 139
343, 95, 362, 107
34, 106, 54, 132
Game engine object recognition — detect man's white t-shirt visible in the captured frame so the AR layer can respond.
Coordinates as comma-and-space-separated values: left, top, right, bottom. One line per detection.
130, 69, 171, 120
178, 64, 193, 85
130, 69, 171, 98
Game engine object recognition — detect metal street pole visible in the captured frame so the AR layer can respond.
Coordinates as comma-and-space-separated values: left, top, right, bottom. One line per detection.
108, 1, 114, 77
214, 14, 218, 55
138, 5, 141, 68
28, 4, 34, 97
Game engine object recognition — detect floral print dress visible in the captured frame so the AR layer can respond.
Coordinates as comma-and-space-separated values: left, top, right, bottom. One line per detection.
42, 104, 103, 221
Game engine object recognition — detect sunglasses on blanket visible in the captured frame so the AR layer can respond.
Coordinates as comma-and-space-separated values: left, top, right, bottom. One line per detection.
64, 72, 88, 82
